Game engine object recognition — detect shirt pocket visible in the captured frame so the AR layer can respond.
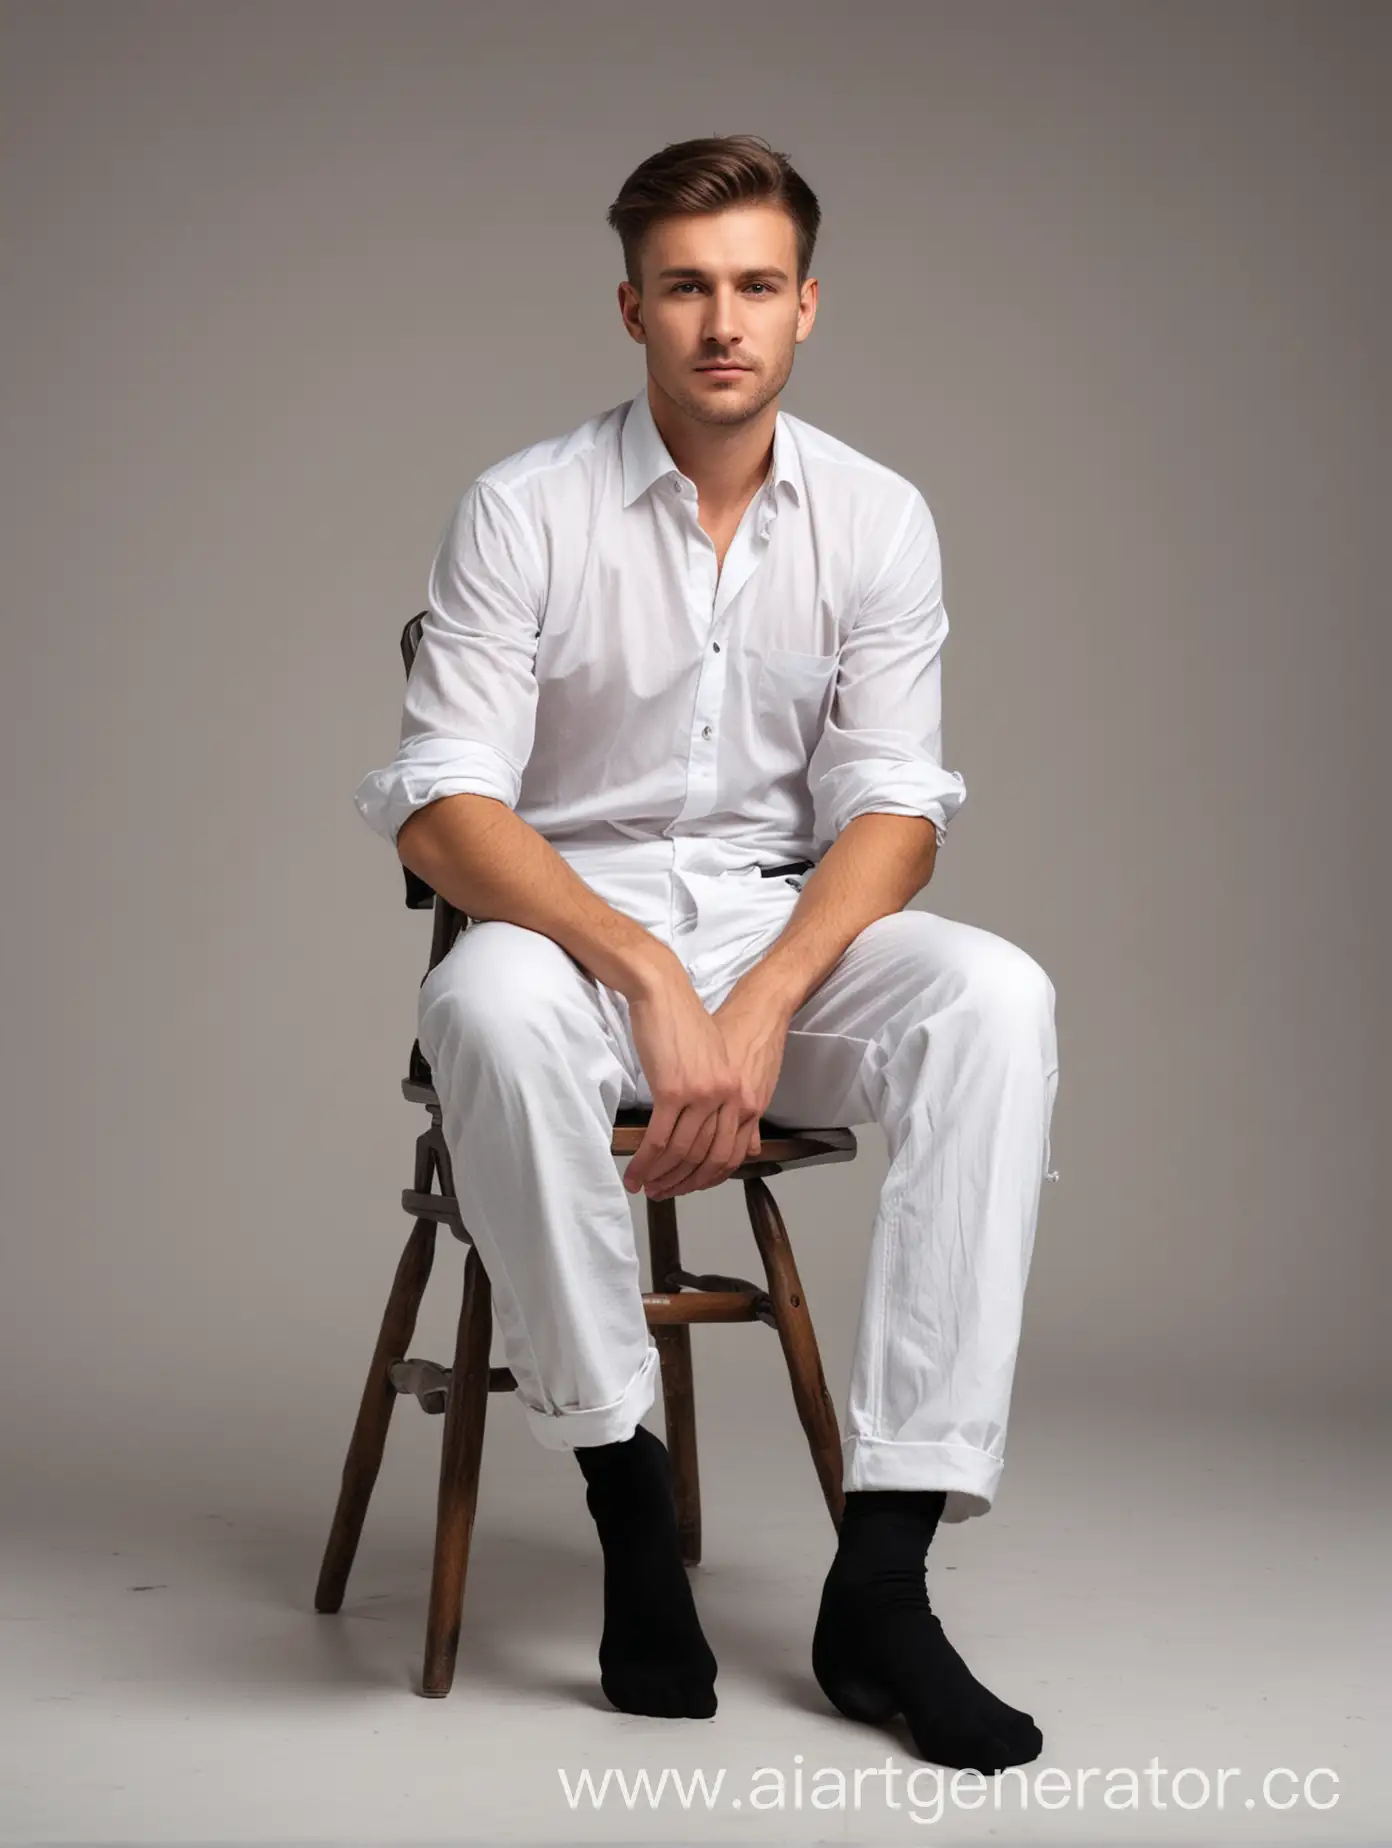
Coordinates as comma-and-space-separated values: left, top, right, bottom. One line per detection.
754, 647, 839, 754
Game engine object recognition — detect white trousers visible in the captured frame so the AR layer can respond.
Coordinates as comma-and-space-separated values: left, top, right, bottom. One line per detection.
416, 853, 1059, 1524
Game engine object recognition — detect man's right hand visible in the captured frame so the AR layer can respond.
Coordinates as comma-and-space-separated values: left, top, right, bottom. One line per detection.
622, 961, 763, 1198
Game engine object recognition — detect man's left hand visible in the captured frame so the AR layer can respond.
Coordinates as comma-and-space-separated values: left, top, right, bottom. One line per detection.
638, 980, 793, 1199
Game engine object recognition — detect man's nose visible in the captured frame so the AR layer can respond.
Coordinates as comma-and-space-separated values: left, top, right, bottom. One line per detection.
704, 291, 744, 343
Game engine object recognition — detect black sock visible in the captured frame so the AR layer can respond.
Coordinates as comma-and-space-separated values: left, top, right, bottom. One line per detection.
575, 1423, 717, 1719
812, 1487, 1042, 1773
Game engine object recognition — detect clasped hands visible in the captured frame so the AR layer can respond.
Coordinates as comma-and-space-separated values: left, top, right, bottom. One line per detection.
622, 966, 793, 1202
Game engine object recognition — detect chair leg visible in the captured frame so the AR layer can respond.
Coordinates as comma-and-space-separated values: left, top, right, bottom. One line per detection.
743, 1174, 845, 1531
646, 1197, 702, 1564
421, 1242, 493, 1696
315, 1214, 439, 1613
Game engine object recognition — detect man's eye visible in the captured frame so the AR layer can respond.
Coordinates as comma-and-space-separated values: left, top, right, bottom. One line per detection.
672, 282, 772, 294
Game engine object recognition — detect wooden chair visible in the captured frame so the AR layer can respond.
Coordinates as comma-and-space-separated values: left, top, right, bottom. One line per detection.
315, 613, 856, 1697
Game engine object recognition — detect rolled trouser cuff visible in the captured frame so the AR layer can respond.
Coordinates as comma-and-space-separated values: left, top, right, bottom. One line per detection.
842, 1433, 1002, 1522
519, 1341, 661, 1451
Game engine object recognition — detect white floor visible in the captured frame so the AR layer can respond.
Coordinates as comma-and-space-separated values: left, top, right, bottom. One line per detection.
3, 1383, 1386, 1845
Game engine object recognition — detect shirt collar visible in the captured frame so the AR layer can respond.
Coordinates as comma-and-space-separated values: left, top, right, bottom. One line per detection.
620, 382, 804, 511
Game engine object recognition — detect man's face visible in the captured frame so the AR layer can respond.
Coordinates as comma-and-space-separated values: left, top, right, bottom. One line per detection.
621, 203, 817, 429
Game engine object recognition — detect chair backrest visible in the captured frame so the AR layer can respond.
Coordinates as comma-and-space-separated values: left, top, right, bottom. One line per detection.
399, 614, 435, 912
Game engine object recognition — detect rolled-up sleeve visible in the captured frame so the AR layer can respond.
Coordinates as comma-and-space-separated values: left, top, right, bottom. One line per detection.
806, 486, 967, 855
353, 477, 544, 847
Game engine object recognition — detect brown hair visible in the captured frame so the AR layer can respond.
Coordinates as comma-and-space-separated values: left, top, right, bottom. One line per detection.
606, 134, 821, 292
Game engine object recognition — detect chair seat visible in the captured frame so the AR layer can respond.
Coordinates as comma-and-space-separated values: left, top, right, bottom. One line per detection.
401, 1079, 856, 1173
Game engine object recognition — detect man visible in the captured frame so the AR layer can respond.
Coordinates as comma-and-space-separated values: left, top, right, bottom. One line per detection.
354, 135, 1059, 1775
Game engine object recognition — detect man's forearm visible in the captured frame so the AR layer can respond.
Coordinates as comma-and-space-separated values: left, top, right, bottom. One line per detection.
731, 813, 939, 1020
396, 795, 683, 1001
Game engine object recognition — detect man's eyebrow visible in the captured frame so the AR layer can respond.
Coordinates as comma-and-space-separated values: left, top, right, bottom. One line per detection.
655, 265, 791, 282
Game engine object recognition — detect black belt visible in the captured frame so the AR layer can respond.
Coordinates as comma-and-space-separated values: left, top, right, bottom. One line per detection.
760, 859, 815, 878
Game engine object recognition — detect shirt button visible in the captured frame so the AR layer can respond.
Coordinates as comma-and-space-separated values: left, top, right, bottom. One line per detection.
712, 642, 720, 652
701, 725, 712, 739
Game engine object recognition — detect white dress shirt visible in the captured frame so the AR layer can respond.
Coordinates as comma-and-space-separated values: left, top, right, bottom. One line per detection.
353, 386, 967, 883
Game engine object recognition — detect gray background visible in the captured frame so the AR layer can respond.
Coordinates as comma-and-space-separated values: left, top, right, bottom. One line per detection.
2, 1, 1387, 1842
